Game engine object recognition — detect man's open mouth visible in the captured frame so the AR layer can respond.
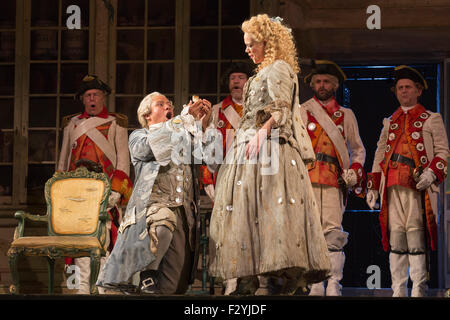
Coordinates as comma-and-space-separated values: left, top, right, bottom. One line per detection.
166, 111, 173, 119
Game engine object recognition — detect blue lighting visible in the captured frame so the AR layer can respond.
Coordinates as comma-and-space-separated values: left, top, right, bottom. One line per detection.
346, 77, 390, 81
345, 210, 380, 213
436, 64, 441, 113
341, 66, 394, 69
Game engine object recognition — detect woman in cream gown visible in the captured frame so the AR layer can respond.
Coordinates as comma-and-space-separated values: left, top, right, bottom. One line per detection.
208, 14, 330, 294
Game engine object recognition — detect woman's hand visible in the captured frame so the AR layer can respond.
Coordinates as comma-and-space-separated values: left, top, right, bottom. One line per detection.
245, 128, 268, 160
246, 116, 276, 159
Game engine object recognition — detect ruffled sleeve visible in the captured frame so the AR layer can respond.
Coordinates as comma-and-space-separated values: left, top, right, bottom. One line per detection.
258, 60, 295, 128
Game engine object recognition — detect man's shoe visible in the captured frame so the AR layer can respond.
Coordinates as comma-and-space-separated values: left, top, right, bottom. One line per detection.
140, 277, 160, 294
140, 270, 160, 294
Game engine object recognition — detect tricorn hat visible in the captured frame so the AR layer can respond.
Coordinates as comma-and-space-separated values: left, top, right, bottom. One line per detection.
303, 60, 347, 84
393, 65, 428, 90
75, 74, 112, 99
221, 61, 254, 86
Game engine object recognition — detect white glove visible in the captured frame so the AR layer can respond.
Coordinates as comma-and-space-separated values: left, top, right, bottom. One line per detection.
107, 190, 121, 209
204, 184, 215, 202
341, 169, 358, 188
416, 168, 436, 191
366, 189, 379, 210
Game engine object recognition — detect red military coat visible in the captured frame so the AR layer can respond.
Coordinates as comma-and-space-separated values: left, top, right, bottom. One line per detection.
368, 104, 449, 251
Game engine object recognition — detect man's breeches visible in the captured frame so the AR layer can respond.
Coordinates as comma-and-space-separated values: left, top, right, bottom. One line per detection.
312, 184, 348, 251
148, 206, 193, 294
387, 185, 425, 254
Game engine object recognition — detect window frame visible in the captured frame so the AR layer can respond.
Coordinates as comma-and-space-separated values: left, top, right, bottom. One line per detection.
2, 0, 255, 209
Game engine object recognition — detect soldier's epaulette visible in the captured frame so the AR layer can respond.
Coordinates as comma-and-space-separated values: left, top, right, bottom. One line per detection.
61, 113, 81, 128
110, 112, 129, 128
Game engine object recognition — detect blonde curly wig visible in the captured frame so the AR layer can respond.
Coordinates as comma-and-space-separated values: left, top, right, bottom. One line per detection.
242, 14, 299, 74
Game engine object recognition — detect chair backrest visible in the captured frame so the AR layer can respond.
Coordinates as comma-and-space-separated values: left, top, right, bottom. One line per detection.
45, 167, 110, 237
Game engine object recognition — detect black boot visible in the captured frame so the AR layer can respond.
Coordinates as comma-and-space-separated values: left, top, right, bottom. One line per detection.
139, 270, 160, 294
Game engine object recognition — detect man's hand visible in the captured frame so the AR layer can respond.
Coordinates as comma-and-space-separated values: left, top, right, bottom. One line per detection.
416, 168, 436, 191
108, 190, 121, 209
366, 189, 379, 210
204, 184, 215, 201
341, 169, 357, 188
188, 98, 212, 121
200, 100, 212, 131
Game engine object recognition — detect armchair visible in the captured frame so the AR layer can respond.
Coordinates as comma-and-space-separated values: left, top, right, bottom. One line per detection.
7, 167, 110, 294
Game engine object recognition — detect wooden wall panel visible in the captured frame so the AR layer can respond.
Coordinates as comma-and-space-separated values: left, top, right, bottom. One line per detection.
281, 0, 450, 62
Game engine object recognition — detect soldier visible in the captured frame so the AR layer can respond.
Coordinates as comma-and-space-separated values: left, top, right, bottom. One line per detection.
300, 60, 366, 296
366, 65, 449, 297
201, 61, 253, 201
58, 74, 132, 294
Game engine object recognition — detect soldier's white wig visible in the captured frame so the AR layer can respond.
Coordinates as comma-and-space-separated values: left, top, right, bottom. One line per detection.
137, 91, 164, 128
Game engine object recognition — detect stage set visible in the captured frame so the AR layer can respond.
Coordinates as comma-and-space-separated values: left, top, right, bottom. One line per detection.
0, 0, 449, 301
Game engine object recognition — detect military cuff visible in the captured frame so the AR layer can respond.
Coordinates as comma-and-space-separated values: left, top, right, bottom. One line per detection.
367, 172, 381, 191
428, 156, 447, 184
111, 169, 133, 206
